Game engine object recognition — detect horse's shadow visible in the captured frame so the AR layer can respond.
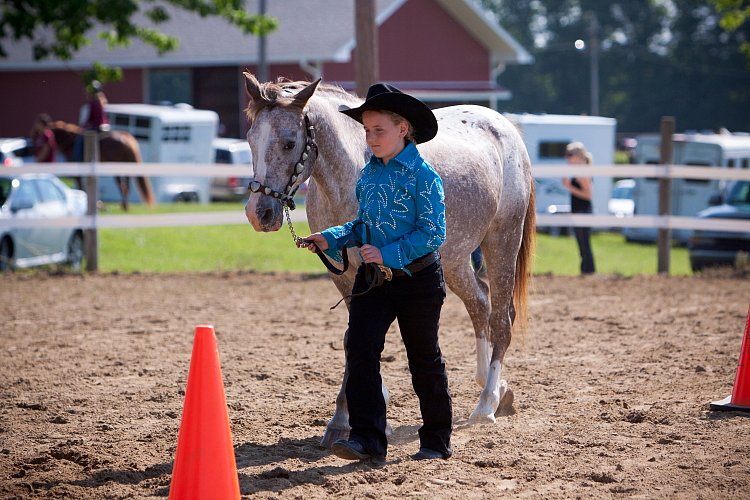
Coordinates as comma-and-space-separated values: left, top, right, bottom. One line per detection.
387, 423, 421, 445
61, 432, 410, 496
235, 435, 400, 496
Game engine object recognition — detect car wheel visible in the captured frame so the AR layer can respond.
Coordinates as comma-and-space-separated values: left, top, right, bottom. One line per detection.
67, 232, 84, 272
0, 237, 13, 272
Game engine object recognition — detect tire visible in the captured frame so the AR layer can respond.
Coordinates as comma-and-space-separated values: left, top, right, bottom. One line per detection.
67, 232, 84, 272
0, 237, 13, 272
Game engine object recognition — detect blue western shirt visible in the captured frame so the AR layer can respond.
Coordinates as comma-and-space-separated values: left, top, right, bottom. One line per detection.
321, 141, 446, 272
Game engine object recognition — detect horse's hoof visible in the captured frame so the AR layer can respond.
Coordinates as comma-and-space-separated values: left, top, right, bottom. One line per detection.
320, 427, 350, 449
495, 387, 515, 417
467, 410, 496, 425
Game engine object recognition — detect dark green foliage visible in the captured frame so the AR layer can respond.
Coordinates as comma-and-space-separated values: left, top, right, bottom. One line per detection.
479, 0, 750, 133
0, 0, 277, 60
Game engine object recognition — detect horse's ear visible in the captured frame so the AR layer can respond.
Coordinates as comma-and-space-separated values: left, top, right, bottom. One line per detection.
244, 72, 262, 102
290, 79, 321, 111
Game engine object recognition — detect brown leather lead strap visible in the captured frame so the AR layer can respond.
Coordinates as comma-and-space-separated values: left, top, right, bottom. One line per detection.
302, 222, 392, 310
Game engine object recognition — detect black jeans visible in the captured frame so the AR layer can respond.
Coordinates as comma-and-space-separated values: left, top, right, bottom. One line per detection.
573, 226, 596, 274
345, 260, 452, 458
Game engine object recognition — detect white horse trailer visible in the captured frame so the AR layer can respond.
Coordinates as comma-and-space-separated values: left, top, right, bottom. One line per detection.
504, 113, 616, 231
623, 133, 750, 243
99, 103, 219, 204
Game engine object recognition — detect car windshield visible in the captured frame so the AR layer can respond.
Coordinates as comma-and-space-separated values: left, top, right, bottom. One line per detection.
0, 177, 11, 205
726, 181, 750, 208
215, 149, 232, 164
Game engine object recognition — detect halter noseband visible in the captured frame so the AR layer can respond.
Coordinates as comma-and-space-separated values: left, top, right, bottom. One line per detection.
247, 114, 317, 210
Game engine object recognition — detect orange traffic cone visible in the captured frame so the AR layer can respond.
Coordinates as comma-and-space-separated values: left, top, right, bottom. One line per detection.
169, 325, 240, 499
710, 305, 750, 412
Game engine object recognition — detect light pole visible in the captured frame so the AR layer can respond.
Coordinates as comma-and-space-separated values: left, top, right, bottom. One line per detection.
575, 13, 600, 116
258, 0, 268, 82
355, 0, 378, 97
588, 14, 600, 116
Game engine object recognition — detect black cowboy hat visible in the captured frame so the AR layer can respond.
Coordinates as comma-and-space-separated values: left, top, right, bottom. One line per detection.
340, 83, 438, 144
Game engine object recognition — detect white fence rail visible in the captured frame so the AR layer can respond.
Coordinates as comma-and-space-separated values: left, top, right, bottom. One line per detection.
3, 162, 750, 233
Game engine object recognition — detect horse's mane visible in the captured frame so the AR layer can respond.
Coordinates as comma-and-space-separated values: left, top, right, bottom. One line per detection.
244, 77, 357, 122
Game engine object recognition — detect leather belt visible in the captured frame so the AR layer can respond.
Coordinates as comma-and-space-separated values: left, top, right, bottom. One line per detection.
390, 252, 439, 277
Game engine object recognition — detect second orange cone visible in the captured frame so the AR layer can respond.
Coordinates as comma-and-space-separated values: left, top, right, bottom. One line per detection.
710, 305, 750, 413
169, 325, 240, 499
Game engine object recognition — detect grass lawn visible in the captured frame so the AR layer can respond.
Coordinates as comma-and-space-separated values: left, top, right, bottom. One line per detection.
94, 202, 691, 275
534, 231, 691, 276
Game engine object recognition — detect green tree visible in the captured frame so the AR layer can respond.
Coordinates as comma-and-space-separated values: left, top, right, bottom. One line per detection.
711, 0, 750, 60
479, 0, 750, 133
0, 0, 277, 84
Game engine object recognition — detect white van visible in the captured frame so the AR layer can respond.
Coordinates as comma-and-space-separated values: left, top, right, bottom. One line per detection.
623, 132, 750, 243
504, 113, 617, 227
100, 103, 219, 204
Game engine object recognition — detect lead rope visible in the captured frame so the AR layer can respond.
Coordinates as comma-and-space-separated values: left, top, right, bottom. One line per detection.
291, 219, 391, 310
328, 260, 389, 310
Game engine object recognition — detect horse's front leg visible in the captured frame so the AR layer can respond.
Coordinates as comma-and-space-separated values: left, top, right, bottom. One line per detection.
116, 176, 130, 211
321, 356, 350, 448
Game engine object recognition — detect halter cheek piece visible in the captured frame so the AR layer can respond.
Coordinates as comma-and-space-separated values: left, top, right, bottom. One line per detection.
247, 114, 317, 211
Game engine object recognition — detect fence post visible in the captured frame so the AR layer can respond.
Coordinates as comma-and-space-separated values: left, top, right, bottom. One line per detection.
657, 116, 674, 274
83, 131, 99, 272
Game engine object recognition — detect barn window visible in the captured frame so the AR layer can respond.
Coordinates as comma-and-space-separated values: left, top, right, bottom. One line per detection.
148, 69, 193, 105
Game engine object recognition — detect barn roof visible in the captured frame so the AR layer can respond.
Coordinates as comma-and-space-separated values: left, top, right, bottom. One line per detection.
0, 0, 531, 71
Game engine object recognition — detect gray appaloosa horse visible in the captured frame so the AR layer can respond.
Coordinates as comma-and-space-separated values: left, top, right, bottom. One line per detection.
242, 74, 535, 448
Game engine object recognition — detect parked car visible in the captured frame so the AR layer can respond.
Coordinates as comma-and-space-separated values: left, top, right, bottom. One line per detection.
0, 173, 87, 271
688, 180, 750, 271
0, 137, 33, 166
608, 178, 635, 218
210, 138, 253, 201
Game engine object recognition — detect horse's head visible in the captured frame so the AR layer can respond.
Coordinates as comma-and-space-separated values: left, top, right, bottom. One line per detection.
243, 73, 321, 232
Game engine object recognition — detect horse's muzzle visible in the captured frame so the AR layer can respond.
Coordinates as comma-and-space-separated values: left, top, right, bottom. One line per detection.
245, 195, 283, 232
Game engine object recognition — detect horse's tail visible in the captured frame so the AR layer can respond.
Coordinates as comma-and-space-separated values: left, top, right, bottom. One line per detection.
513, 179, 535, 333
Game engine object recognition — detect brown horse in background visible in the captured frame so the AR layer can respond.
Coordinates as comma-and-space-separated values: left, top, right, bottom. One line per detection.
51, 121, 156, 210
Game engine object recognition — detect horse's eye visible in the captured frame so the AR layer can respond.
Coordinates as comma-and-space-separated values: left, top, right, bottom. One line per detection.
283, 141, 296, 151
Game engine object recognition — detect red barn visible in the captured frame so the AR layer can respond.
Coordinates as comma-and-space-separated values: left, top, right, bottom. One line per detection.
0, 0, 531, 138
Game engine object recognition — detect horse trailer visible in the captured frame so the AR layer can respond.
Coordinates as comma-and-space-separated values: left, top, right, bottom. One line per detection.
623, 132, 750, 244
97, 103, 219, 204
504, 113, 617, 232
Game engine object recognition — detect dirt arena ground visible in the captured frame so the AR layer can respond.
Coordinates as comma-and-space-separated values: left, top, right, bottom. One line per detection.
1, 270, 749, 499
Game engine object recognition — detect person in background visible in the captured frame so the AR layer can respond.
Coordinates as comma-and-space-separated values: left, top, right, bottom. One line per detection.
299, 83, 452, 463
562, 141, 596, 274
74, 80, 109, 161
31, 113, 57, 163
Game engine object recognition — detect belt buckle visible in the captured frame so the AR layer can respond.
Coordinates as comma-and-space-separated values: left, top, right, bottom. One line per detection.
377, 264, 393, 281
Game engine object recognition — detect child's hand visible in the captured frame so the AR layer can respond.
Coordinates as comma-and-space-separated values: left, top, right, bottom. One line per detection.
359, 244, 383, 265
299, 233, 328, 252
